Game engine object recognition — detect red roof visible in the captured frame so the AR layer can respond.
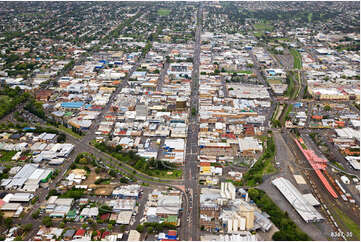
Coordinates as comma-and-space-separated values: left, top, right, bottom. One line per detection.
90, 105, 103, 110
101, 231, 110, 239
199, 162, 211, 167
168, 230, 177, 236
0, 199, 6, 207
100, 213, 110, 221
312, 115, 323, 120
75, 229, 86, 236
221, 133, 236, 139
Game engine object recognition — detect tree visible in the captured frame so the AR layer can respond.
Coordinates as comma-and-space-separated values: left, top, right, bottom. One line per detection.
99, 205, 112, 215
120, 177, 129, 184
31, 196, 39, 205
191, 107, 197, 116
42, 216, 53, 227
323, 105, 331, 111
14, 236, 22, 241
136, 224, 144, 233
119, 225, 126, 232
115, 145, 122, 152
107, 223, 113, 230
47, 189, 60, 198
57, 134, 66, 143
78, 157, 88, 164
146, 226, 154, 234
108, 169, 117, 177
91, 231, 98, 239
4, 217, 13, 229
32, 209, 40, 219
22, 223, 33, 232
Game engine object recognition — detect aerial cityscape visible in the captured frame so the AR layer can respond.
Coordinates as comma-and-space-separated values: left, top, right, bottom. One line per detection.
0, 1, 359, 241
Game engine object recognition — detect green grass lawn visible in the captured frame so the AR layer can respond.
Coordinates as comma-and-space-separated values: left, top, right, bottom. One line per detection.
290, 49, 302, 69
0, 150, 17, 163
238, 70, 253, 74
242, 136, 277, 186
263, 157, 277, 174
281, 104, 293, 126
285, 75, 295, 98
0, 95, 12, 118
57, 125, 82, 139
333, 161, 345, 171
253, 31, 263, 38
153, 169, 183, 179
332, 206, 360, 240
157, 9, 171, 16
92, 141, 182, 180
275, 37, 290, 42
228, 70, 253, 74
307, 13, 313, 22
254, 22, 274, 31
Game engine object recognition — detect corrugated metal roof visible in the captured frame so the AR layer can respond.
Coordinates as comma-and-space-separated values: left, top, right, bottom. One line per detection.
272, 177, 323, 223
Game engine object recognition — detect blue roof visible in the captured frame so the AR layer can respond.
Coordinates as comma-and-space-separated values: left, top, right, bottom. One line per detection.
61, 102, 84, 109
23, 127, 36, 131
133, 71, 146, 75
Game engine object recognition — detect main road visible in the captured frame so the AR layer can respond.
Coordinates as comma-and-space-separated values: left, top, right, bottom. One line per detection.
184, 5, 202, 241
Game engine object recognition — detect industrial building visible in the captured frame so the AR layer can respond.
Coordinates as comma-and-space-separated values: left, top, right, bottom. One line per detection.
0, 164, 53, 191
272, 177, 324, 223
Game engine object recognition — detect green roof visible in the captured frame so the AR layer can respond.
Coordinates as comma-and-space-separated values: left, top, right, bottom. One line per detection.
166, 215, 177, 223
64, 112, 73, 117
67, 209, 77, 218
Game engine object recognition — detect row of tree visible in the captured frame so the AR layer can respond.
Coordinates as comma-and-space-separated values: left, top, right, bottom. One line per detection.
248, 188, 311, 241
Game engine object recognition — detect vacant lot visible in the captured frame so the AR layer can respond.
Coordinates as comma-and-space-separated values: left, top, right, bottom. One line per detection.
267, 79, 282, 85
94, 185, 116, 196
83, 168, 109, 186
83, 168, 116, 196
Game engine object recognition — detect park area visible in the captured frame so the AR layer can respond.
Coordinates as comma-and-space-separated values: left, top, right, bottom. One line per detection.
290, 49, 302, 69
254, 21, 274, 31
157, 9, 171, 16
